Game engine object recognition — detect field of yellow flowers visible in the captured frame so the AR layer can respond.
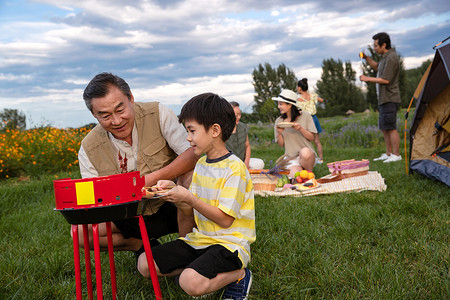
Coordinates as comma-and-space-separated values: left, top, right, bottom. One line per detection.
0, 127, 91, 179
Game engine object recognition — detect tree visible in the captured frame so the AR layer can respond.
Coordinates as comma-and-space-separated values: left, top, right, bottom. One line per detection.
0, 108, 26, 130
316, 58, 365, 117
252, 63, 298, 122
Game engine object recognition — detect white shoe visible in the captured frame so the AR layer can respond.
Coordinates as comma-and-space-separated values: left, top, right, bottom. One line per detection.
383, 154, 402, 163
373, 153, 390, 161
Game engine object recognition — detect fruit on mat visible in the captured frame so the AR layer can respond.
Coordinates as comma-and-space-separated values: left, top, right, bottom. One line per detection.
282, 175, 289, 185
294, 171, 301, 178
295, 170, 315, 183
300, 170, 309, 179
276, 178, 284, 188
277, 175, 290, 188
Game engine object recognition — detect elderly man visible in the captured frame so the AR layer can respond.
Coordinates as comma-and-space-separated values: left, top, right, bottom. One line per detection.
75, 72, 198, 254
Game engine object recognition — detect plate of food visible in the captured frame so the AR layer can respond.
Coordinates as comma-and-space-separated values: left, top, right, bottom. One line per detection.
142, 185, 175, 198
276, 122, 295, 128
294, 179, 320, 192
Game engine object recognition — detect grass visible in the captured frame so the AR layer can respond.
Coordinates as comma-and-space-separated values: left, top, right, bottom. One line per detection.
1, 112, 449, 299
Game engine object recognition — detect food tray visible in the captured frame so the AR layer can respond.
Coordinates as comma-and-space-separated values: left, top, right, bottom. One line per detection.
276, 122, 294, 128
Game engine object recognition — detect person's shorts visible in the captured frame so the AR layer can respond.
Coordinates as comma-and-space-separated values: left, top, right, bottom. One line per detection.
152, 239, 242, 279
312, 115, 323, 133
113, 202, 178, 240
379, 102, 399, 131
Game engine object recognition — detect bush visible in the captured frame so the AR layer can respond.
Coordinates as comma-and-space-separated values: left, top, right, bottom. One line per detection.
0, 127, 90, 179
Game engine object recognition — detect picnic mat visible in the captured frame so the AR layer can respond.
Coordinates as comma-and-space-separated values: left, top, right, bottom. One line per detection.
254, 171, 386, 197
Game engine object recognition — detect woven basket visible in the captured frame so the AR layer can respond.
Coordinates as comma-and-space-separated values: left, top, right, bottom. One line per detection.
251, 174, 278, 191
318, 159, 370, 183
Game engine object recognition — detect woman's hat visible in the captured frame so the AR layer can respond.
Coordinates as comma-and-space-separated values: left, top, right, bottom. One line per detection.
272, 90, 301, 108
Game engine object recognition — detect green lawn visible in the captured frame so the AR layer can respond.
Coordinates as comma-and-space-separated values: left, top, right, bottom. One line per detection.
1, 112, 448, 299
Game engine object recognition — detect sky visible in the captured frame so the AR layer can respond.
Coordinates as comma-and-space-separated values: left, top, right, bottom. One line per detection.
1, 0, 449, 129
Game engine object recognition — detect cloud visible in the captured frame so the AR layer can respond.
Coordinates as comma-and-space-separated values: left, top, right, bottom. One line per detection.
0, 73, 33, 81
1, 0, 449, 128
132, 73, 254, 110
403, 54, 434, 69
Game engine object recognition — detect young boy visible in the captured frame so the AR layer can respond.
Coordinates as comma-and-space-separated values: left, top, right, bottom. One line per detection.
137, 93, 256, 299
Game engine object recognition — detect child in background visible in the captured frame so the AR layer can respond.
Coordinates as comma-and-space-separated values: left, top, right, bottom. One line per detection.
137, 93, 256, 299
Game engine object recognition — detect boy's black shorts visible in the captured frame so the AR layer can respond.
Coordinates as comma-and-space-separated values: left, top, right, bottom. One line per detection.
113, 202, 178, 240
152, 239, 242, 279
379, 102, 399, 131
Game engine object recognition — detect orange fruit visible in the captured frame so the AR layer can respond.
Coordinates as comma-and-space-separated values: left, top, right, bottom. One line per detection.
300, 170, 309, 179
307, 172, 315, 179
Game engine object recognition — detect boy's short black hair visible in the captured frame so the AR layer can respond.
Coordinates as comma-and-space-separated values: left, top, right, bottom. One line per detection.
179, 93, 236, 141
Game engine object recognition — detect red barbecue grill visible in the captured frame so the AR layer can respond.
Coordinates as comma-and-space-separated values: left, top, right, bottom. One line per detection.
54, 171, 163, 300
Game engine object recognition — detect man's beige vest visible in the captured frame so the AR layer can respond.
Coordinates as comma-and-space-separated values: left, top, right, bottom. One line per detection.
81, 102, 177, 177
81, 102, 178, 215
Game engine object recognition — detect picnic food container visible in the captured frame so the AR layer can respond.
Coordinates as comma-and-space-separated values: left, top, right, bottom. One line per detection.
327, 159, 369, 177
251, 174, 278, 191
317, 159, 369, 184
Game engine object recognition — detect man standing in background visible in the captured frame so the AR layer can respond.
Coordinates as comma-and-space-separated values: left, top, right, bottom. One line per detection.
360, 32, 402, 163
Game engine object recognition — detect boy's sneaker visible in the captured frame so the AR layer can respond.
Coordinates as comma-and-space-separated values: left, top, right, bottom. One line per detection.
222, 268, 252, 300
316, 158, 323, 164
383, 154, 402, 163
373, 153, 390, 161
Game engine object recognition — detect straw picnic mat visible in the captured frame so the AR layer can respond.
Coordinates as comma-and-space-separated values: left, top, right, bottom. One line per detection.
254, 171, 386, 197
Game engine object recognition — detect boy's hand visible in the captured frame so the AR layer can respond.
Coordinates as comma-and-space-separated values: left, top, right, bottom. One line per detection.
162, 185, 195, 215
142, 180, 176, 198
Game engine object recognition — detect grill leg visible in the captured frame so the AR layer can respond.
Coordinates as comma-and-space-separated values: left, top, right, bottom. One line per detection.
92, 224, 103, 300
71, 225, 82, 300
138, 215, 163, 300
105, 222, 117, 300
82, 224, 94, 300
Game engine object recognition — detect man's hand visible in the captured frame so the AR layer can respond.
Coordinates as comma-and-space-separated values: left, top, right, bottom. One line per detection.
360, 75, 369, 82
153, 180, 176, 190
144, 173, 159, 187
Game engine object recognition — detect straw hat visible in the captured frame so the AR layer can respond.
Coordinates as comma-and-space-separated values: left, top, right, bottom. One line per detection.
272, 90, 301, 108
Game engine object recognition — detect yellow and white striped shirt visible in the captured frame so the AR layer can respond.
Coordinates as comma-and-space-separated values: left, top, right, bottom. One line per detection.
180, 153, 256, 267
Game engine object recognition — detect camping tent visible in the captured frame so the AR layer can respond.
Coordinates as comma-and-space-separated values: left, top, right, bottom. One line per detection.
409, 41, 450, 187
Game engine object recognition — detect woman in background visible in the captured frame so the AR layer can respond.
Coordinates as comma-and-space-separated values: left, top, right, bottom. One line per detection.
273, 90, 317, 177
297, 78, 324, 164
